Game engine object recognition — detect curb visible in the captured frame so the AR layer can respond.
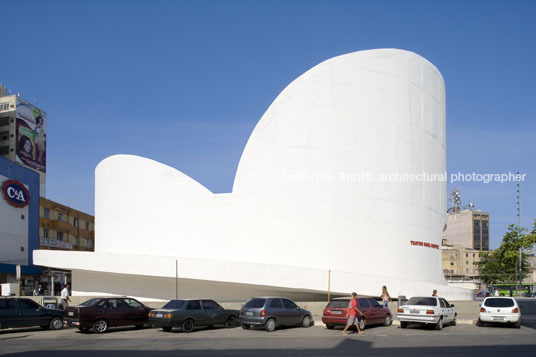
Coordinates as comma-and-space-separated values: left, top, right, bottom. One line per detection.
313, 318, 475, 327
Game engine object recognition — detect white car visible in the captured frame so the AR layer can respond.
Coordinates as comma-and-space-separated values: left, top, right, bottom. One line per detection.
477, 297, 521, 328
397, 296, 457, 330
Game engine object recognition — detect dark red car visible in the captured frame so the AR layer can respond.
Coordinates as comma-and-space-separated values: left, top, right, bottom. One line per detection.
322, 297, 392, 330
64, 297, 152, 333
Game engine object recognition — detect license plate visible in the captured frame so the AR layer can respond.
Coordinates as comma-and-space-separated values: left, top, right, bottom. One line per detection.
156, 313, 163, 318
410, 309, 419, 314
246, 311, 253, 316
492, 316, 505, 320
68, 312, 73, 316
331, 311, 342, 315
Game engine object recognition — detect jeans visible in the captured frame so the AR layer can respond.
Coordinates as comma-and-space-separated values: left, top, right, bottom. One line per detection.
383, 301, 389, 308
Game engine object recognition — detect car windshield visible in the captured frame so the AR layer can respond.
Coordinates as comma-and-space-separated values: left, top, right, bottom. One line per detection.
244, 298, 266, 308
79, 298, 101, 307
407, 297, 437, 306
327, 300, 349, 308
484, 298, 515, 308
162, 300, 186, 309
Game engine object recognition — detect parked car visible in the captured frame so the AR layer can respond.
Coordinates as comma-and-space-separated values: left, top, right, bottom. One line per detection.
63, 297, 152, 333
239, 297, 314, 332
149, 299, 239, 332
477, 297, 521, 328
322, 296, 392, 330
397, 296, 456, 330
0, 297, 64, 330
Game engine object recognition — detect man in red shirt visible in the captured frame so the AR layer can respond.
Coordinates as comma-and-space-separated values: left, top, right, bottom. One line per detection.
342, 292, 364, 335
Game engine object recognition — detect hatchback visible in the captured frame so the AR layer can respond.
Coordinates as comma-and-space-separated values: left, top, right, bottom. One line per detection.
477, 297, 521, 328
322, 297, 392, 330
64, 297, 152, 333
239, 297, 314, 332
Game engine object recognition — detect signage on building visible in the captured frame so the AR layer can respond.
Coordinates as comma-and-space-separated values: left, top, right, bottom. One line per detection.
40, 238, 72, 250
15, 96, 46, 173
2, 179, 30, 208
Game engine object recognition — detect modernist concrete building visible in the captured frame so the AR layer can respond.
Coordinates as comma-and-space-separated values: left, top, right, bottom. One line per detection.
35, 49, 472, 300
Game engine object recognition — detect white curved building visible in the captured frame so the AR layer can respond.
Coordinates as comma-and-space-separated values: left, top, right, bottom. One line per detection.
35, 49, 472, 300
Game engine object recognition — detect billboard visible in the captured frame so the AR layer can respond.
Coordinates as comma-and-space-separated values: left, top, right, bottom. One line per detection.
15, 97, 46, 173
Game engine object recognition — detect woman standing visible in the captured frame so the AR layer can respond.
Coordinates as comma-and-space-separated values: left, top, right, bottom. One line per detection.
381, 286, 391, 308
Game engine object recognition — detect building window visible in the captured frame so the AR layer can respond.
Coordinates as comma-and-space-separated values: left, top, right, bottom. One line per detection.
43, 228, 49, 238
473, 253, 475, 258
85, 239, 89, 248
450, 254, 454, 259
466, 253, 468, 257
44, 208, 50, 219
466, 268, 469, 273
466, 261, 469, 265
57, 232, 63, 241
85, 221, 90, 230
73, 218, 78, 227
450, 262, 454, 266
20, 246, 24, 252
58, 213, 63, 221
21, 214, 25, 220
0, 145, 9, 155
73, 236, 78, 246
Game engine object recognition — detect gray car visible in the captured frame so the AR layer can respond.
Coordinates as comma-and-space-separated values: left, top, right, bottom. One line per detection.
238, 297, 314, 332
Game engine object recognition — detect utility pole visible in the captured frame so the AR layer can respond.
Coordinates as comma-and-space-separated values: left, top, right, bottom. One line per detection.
516, 172, 521, 227
519, 248, 522, 296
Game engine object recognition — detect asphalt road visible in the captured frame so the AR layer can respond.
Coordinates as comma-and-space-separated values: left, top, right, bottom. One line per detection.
1, 320, 535, 357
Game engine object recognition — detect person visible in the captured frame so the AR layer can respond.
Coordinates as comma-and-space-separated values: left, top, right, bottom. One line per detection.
342, 292, 364, 336
60, 284, 71, 310
432, 289, 437, 297
33, 288, 39, 296
38, 285, 43, 296
34, 115, 46, 164
381, 286, 390, 308
17, 135, 34, 163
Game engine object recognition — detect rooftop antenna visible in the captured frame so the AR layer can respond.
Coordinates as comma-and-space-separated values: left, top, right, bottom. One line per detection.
448, 188, 461, 213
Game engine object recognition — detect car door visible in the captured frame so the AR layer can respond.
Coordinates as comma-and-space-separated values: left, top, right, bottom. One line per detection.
107, 298, 129, 327
268, 298, 285, 324
19, 299, 50, 327
0, 299, 18, 328
281, 298, 300, 326
184, 300, 204, 325
438, 298, 449, 322
367, 298, 383, 323
441, 298, 454, 323
201, 300, 226, 325
357, 298, 371, 323
123, 298, 147, 326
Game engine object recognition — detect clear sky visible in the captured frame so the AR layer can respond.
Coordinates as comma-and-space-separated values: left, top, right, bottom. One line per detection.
2, 0, 534, 249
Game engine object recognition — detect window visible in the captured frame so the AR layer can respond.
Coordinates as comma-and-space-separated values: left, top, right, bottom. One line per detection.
466, 261, 469, 265
407, 297, 437, 306
108, 299, 126, 309
0, 131, 8, 140
44, 208, 50, 219
466, 253, 468, 257
57, 232, 63, 241
85, 222, 90, 230
73, 218, 78, 227
20, 246, 24, 252
473, 253, 475, 258
19, 299, 40, 310
73, 236, 78, 246
243, 298, 266, 309
0, 116, 11, 126
466, 268, 469, 273
123, 299, 143, 309
201, 300, 221, 310
357, 298, 371, 309
282, 298, 297, 310
85, 239, 89, 248
162, 300, 185, 309
0, 299, 16, 310
96, 300, 110, 309
326, 300, 350, 308
57, 213, 63, 221
43, 228, 49, 238
483, 298, 515, 308
368, 299, 380, 308
440, 299, 447, 308
21, 214, 24, 220
186, 300, 201, 310
450, 262, 454, 266
269, 299, 283, 309
0, 145, 9, 155
449, 255, 454, 259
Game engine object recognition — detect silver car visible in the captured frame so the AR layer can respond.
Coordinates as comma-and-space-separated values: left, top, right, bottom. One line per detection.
238, 297, 314, 332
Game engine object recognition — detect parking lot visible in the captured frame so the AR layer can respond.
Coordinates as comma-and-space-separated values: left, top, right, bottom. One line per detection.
1, 320, 535, 357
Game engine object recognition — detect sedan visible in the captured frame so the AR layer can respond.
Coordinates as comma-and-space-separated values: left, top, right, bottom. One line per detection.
0, 298, 64, 330
149, 299, 239, 332
322, 296, 392, 330
397, 296, 456, 330
239, 297, 314, 332
477, 297, 521, 328
64, 297, 152, 333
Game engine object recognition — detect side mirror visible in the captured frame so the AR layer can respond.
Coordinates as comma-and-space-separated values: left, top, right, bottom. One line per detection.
296, 306, 300, 310
450, 304, 455, 308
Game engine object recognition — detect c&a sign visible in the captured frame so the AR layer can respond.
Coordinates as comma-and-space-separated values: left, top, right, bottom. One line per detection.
2, 180, 30, 208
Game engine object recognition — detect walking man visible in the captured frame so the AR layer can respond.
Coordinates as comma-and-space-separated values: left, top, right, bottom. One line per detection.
60, 284, 71, 310
342, 292, 364, 335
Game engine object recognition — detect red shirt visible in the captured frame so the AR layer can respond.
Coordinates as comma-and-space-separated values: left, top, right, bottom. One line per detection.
348, 299, 358, 316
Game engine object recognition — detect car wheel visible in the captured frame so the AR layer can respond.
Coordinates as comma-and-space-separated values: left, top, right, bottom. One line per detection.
475, 319, 483, 327
225, 315, 237, 328
358, 317, 366, 331
400, 321, 408, 328
325, 323, 335, 329
49, 317, 64, 330
451, 315, 457, 326
435, 318, 443, 330
181, 319, 195, 333
514, 320, 521, 329
93, 319, 109, 333
384, 314, 392, 326
241, 323, 251, 330
265, 318, 276, 332
301, 315, 311, 328
162, 326, 172, 332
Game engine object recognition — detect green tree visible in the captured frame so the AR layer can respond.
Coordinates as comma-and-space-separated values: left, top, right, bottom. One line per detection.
475, 221, 536, 283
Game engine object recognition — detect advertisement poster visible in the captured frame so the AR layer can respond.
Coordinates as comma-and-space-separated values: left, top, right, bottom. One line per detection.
15, 97, 46, 173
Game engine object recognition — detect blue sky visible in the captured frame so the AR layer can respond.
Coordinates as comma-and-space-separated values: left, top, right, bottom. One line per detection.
2, 0, 534, 249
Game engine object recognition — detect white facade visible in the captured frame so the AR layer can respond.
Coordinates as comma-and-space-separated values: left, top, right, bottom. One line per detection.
35, 49, 472, 300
